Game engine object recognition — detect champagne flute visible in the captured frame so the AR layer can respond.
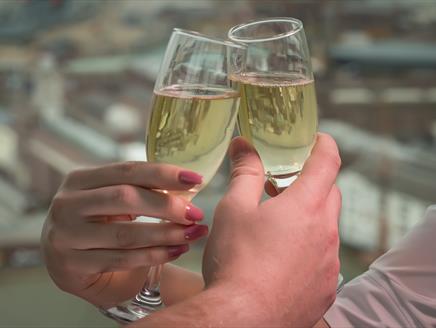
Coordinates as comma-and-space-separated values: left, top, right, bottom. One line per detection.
101, 28, 246, 323
228, 17, 318, 191
228, 17, 344, 291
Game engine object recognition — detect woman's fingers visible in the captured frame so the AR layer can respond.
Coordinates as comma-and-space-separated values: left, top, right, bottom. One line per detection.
62, 222, 209, 250
63, 162, 202, 191
68, 245, 191, 273
69, 185, 204, 225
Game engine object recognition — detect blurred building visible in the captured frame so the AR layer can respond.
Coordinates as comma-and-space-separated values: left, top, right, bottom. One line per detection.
322, 120, 435, 261
313, 1, 436, 264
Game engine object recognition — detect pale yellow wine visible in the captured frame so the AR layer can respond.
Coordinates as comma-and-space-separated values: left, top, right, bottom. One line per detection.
236, 73, 318, 177
146, 85, 239, 198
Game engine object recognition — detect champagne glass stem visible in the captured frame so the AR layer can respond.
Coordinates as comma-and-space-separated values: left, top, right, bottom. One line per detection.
133, 265, 163, 308
101, 222, 164, 324
101, 265, 164, 324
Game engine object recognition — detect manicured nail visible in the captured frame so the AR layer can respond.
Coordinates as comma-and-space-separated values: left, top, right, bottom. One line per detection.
185, 204, 204, 222
179, 171, 203, 185
168, 244, 189, 258
184, 224, 209, 240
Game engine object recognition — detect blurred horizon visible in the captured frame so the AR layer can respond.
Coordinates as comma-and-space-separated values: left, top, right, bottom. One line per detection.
0, 0, 436, 327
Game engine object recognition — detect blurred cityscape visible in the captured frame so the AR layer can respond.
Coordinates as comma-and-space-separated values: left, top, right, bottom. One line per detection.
0, 0, 436, 326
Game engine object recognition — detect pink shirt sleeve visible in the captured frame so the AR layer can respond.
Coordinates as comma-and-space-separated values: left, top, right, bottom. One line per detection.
324, 205, 436, 327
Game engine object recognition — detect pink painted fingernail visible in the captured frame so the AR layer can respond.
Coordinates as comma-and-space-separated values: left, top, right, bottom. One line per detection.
179, 171, 203, 185
168, 244, 189, 258
184, 224, 209, 240
185, 204, 204, 222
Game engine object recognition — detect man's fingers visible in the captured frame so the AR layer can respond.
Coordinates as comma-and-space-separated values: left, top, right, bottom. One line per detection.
62, 222, 208, 250
326, 185, 342, 226
324, 185, 341, 265
284, 133, 341, 204
68, 185, 204, 225
68, 245, 190, 273
63, 162, 202, 191
226, 137, 265, 207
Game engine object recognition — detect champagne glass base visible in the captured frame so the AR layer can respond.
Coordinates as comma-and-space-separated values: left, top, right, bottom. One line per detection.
268, 171, 300, 193
100, 287, 164, 324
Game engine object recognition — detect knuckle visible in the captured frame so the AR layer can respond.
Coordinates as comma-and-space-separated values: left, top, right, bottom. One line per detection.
45, 226, 62, 250
150, 164, 168, 181
161, 226, 182, 244
115, 226, 136, 248
143, 250, 160, 265
297, 181, 321, 211
163, 195, 183, 216
49, 192, 69, 222
157, 227, 172, 244
230, 165, 262, 180
139, 163, 172, 188
111, 251, 131, 269
327, 225, 339, 248
112, 185, 137, 205
117, 161, 140, 176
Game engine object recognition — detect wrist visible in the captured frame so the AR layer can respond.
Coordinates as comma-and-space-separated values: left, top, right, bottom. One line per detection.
204, 280, 278, 327
129, 278, 280, 327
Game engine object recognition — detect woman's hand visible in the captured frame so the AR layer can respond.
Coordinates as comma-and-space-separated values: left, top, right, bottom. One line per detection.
41, 162, 208, 309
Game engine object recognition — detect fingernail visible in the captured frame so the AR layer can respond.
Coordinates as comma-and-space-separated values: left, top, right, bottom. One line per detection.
184, 224, 209, 240
179, 171, 203, 185
185, 204, 204, 222
168, 244, 189, 258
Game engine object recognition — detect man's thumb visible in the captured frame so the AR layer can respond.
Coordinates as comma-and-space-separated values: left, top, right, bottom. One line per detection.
227, 137, 265, 204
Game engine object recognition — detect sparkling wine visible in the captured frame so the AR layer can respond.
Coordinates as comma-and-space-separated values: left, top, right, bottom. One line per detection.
146, 85, 239, 197
235, 73, 318, 178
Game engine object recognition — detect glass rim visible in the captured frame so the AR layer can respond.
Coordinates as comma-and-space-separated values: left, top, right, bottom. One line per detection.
227, 17, 304, 43
173, 28, 247, 50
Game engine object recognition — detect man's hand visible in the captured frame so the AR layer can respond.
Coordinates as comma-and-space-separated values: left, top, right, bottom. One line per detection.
129, 133, 341, 328
202, 133, 341, 327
